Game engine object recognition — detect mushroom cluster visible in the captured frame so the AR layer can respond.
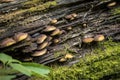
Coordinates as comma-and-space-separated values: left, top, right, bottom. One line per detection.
82, 34, 105, 44
0, 32, 28, 48
0, 25, 63, 61
65, 13, 77, 20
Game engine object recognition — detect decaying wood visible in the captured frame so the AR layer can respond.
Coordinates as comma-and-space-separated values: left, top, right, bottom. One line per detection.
0, 0, 120, 65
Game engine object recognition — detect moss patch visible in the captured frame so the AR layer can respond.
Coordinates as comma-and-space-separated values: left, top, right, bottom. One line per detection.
112, 7, 120, 15
40, 40, 120, 80
0, 1, 57, 25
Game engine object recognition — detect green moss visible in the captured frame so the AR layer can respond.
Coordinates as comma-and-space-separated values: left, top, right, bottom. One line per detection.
112, 7, 120, 15
45, 41, 120, 80
28, 1, 56, 13
0, 1, 57, 26
23, 0, 43, 6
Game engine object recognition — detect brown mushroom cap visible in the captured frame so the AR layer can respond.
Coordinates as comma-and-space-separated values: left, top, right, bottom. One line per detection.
65, 14, 73, 19
32, 49, 47, 57
82, 37, 94, 43
67, 26, 72, 31
43, 26, 56, 32
37, 34, 47, 44
51, 29, 61, 36
107, 2, 116, 7
53, 39, 59, 44
71, 13, 77, 18
59, 58, 67, 62
0, 38, 16, 48
37, 41, 48, 50
14, 32, 28, 42
65, 54, 74, 59
23, 57, 33, 61
94, 35, 105, 42
83, 23, 87, 27
51, 19, 57, 24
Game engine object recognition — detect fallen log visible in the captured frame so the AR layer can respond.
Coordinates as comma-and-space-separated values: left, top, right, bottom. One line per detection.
0, 0, 120, 65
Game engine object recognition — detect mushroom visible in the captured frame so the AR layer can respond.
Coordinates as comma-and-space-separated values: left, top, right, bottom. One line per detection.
67, 26, 72, 31
37, 41, 48, 50
65, 13, 77, 20
37, 34, 47, 44
71, 13, 77, 18
59, 58, 67, 62
43, 26, 56, 32
51, 29, 61, 36
107, 2, 116, 7
14, 32, 28, 42
94, 35, 105, 42
65, 14, 73, 20
65, 54, 74, 59
83, 23, 87, 27
23, 57, 33, 61
82, 37, 94, 43
53, 39, 59, 44
0, 38, 16, 48
31, 49, 47, 57
51, 19, 57, 24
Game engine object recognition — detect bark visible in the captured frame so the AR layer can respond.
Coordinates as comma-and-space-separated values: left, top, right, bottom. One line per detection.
0, 0, 120, 65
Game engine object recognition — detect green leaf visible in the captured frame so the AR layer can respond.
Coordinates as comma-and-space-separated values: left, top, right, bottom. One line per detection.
0, 53, 20, 65
0, 68, 19, 75
0, 53, 12, 64
0, 75, 16, 80
9, 63, 32, 76
22, 62, 50, 77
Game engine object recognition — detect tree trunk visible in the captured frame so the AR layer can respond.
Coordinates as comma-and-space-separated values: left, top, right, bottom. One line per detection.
0, 0, 120, 64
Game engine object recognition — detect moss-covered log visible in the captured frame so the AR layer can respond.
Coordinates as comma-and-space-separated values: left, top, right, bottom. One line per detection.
30, 41, 120, 80
0, 0, 120, 80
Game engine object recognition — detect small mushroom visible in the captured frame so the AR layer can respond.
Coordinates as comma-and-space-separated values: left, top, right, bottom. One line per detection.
37, 34, 47, 44
37, 41, 48, 50
94, 35, 105, 42
25, 36, 32, 41
65, 13, 77, 20
32, 49, 47, 57
23, 57, 33, 61
14, 32, 28, 42
107, 2, 116, 7
59, 58, 67, 62
0, 38, 16, 48
65, 54, 74, 59
43, 26, 56, 32
71, 13, 77, 18
83, 34, 94, 38
82, 37, 94, 43
53, 39, 59, 44
51, 29, 61, 36
83, 23, 87, 27
67, 26, 72, 31
65, 14, 74, 20
51, 19, 57, 24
